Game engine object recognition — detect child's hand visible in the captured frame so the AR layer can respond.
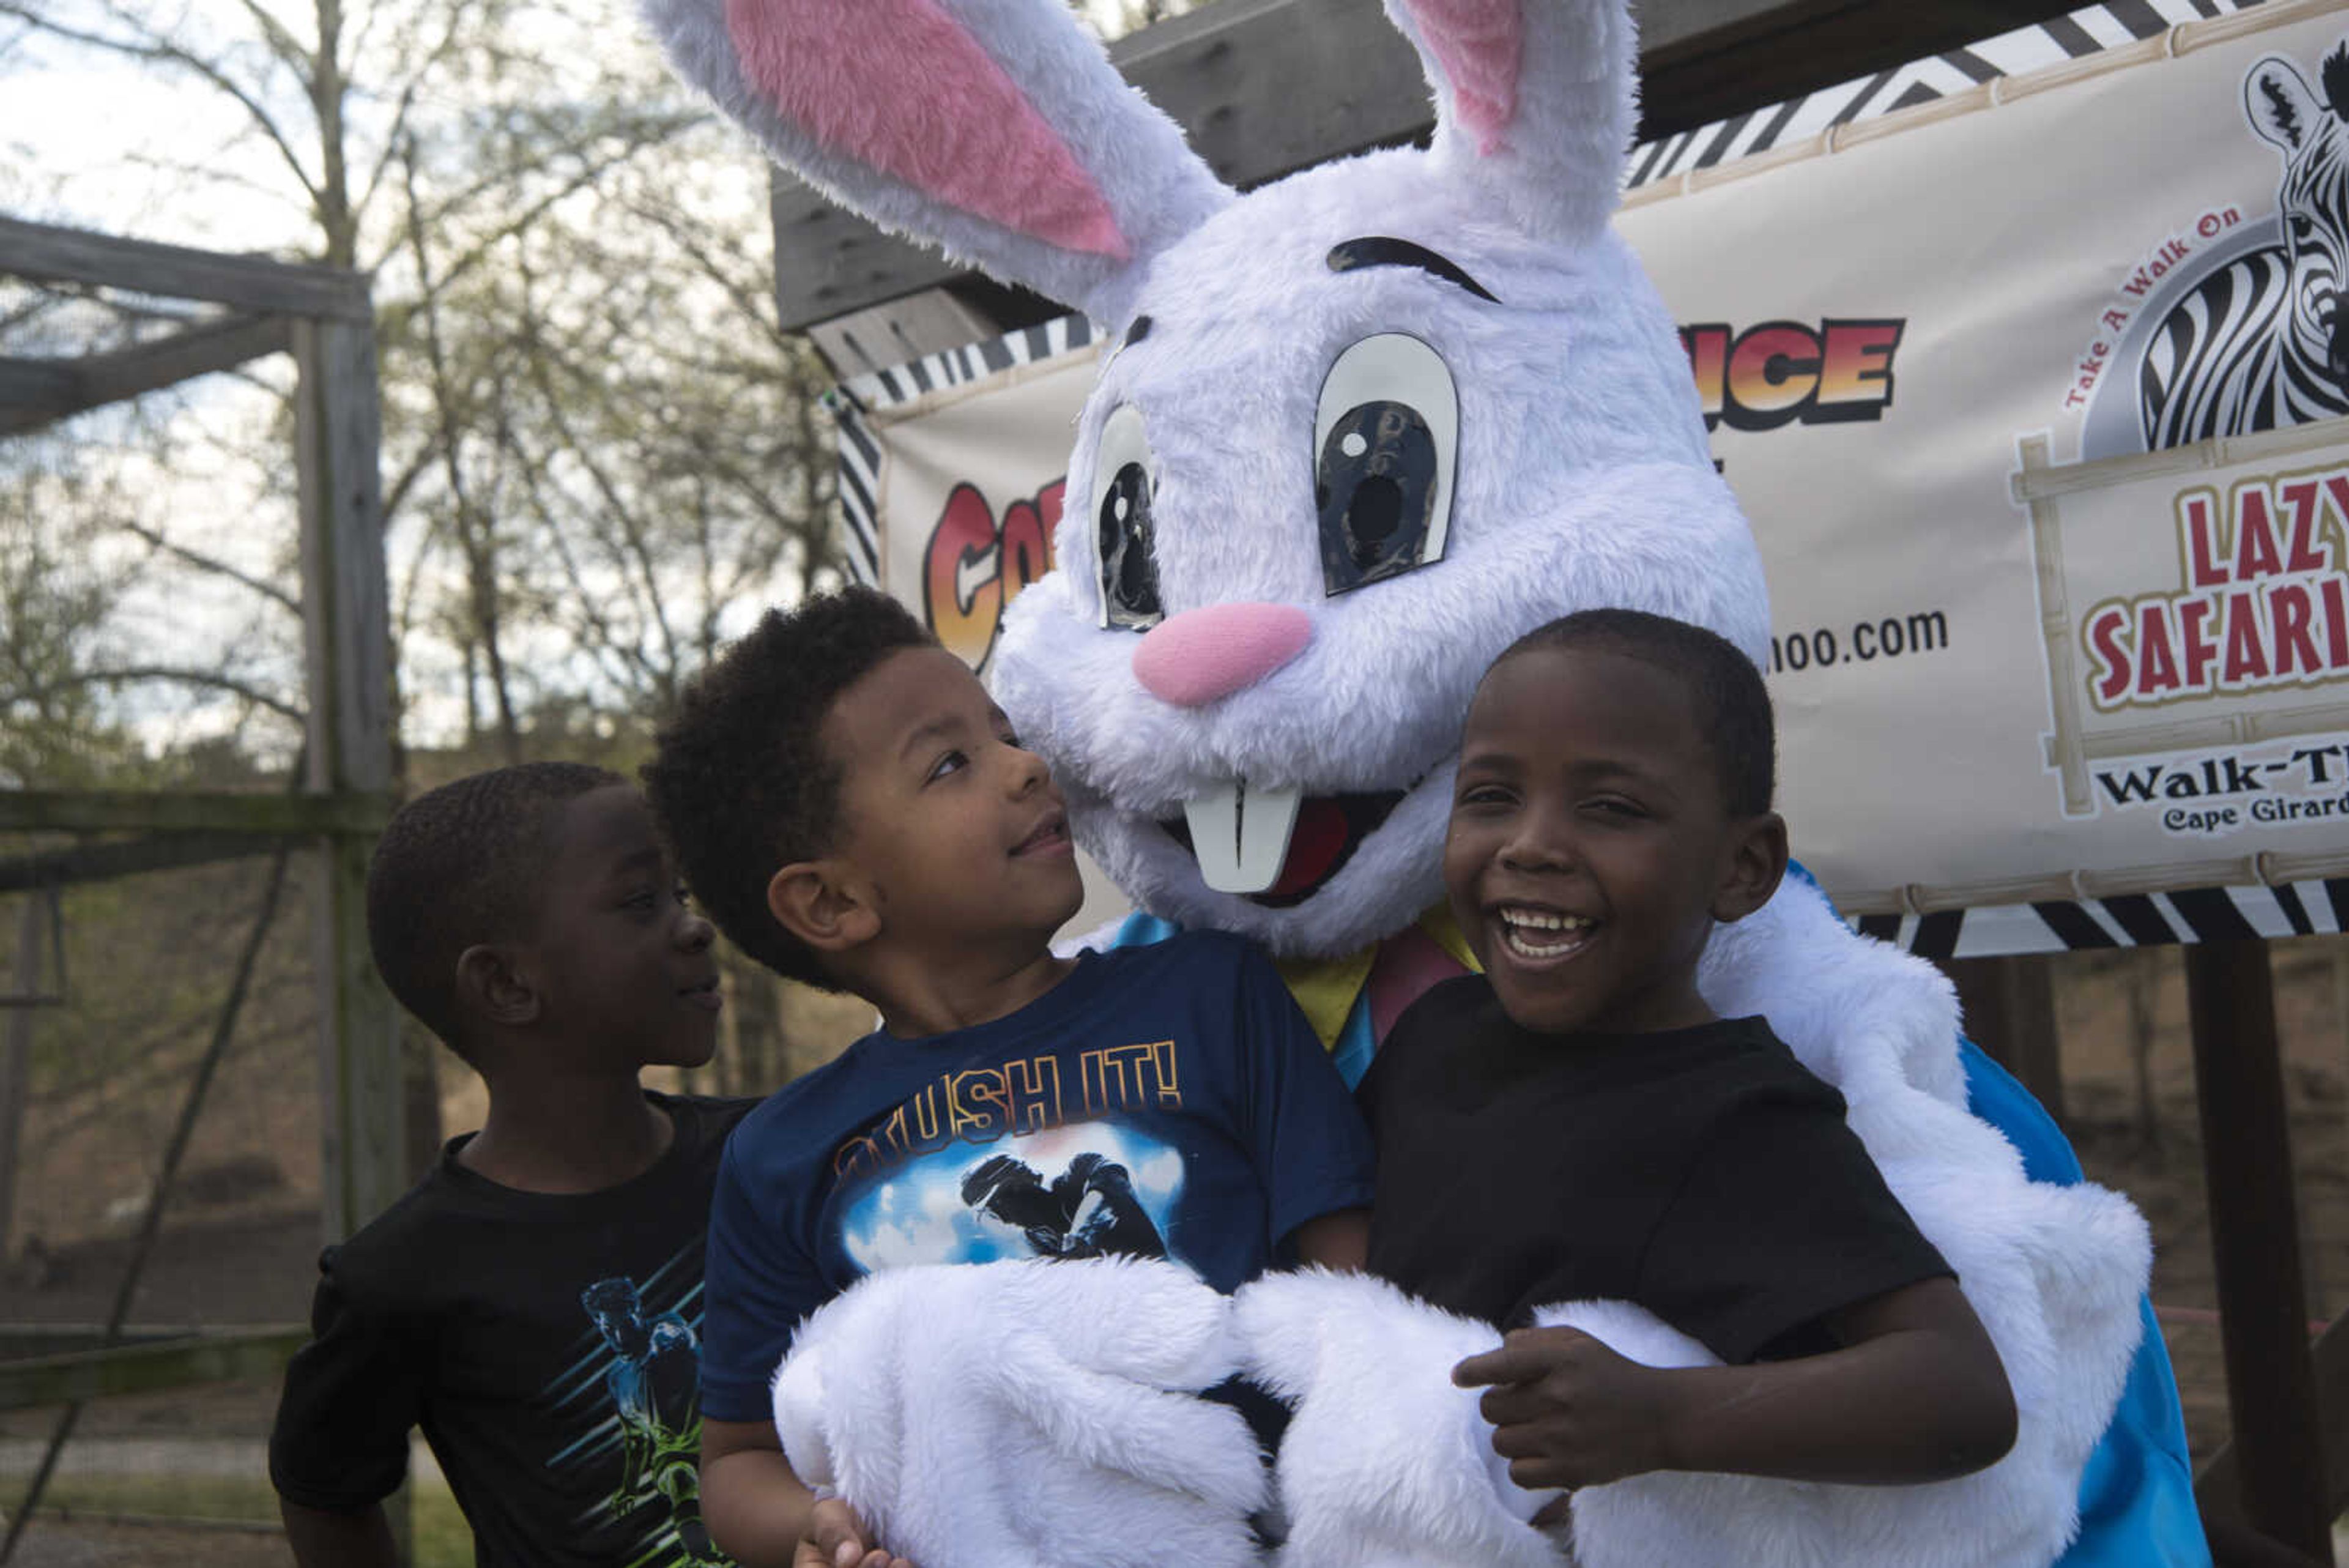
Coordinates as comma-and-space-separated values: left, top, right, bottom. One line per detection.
798, 1496, 916, 1568
1453, 1325, 1680, 1496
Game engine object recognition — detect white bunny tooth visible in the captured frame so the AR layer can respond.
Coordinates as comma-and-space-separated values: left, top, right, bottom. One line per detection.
1183, 779, 1302, 895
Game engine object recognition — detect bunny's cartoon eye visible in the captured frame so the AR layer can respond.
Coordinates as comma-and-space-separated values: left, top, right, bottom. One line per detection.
1312, 334, 1457, 595
1091, 404, 1164, 631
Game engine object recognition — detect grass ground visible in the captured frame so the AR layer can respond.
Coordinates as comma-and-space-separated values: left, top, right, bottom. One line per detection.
8, 1468, 472, 1566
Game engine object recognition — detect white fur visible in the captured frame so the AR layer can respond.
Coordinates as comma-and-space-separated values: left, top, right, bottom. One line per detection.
1236, 1268, 1566, 1568
771, 1258, 1267, 1568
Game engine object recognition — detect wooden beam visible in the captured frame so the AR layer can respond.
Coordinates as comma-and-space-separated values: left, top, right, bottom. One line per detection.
2187, 940, 2333, 1561
0, 902, 39, 1257
0, 831, 270, 894
0, 359, 80, 415
2199, 1307, 2349, 1525
0, 1322, 276, 1355
0, 216, 370, 324
1943, 955, 2065, 1125
0, 1326, 306, 1411
768, 0, 2091, 332
0, 314, 292, 435
0, 791, 389, 835
291, 314, 404, 1247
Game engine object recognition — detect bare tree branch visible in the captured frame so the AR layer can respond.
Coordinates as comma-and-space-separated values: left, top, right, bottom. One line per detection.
402, 138, 520, 760
7, 666, 305, 723
0, 0, 324, 209
118, 521, 299, 614
365, 113, 702, 283
351, 2, 469, 225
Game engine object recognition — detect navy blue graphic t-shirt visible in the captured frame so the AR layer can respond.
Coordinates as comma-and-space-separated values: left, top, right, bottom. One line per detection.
700, 932, 1375, 1423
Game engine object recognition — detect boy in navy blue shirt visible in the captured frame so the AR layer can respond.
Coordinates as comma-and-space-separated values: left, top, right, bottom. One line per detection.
644, 589, 1373, 1568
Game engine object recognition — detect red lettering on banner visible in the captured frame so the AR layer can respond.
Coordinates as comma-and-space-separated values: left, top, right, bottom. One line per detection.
2082, 464, 2349, 710
2274, 584, 2320, 675
2282, 480, 2329, 573
920, 478, 1065, 667
1679, 318, 1904, 433
1729, 324, 1820, 422
1815, 322, 1904, 418
1684, 325, 1729, 425
2235, 489, 2286, 579
2136, 601, 2180, 697
2183, 492, 2228, 588
2221, 592, 2269, 683
2178, 596, 2217, 690
2087, 604, 2134, 705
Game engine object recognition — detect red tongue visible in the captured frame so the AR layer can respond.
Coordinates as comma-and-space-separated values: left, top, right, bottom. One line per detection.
1267, 799, 1349, 897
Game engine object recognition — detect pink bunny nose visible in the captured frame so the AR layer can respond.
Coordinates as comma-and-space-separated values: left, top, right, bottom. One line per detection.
1132, 603, 1313, 707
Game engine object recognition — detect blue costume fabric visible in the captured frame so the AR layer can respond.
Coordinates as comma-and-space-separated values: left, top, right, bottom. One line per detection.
699, 931, 1376, 1425
1107, 903, 2210, 1567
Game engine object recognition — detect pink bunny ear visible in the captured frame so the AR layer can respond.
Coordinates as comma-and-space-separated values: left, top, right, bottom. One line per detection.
1383, 0, 1635, 243
646, 0, 1228, 324
1395, 0, 1524, 155
724, 0, 1126, 259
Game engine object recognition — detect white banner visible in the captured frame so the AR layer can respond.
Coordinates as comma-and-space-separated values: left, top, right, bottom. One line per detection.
834, 0, 2349, 951
1617, 0, 2349, 926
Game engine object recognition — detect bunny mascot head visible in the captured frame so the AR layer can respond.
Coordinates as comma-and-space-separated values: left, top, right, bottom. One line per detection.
974, 6, 1769, 974
650, 0, 1762, 981
648, 1, 2189, 1564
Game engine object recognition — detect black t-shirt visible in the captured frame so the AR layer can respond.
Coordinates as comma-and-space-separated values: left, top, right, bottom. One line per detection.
269, 1091, 755, 1567
1358, 978, 1950, 1363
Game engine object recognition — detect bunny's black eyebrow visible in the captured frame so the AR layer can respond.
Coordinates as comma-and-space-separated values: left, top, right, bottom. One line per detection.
1326, 237, 1499, 303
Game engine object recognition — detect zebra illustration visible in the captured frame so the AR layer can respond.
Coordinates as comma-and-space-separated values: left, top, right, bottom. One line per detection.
2139, 44, 2349, 451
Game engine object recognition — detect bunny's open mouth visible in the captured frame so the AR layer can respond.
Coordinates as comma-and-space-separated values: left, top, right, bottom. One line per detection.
1162, 784, 1406, 908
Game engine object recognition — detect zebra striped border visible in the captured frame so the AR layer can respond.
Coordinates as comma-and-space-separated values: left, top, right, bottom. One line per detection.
1852, 878, 2349, 955
825, 315, 1099, 586
1622, 0, 2271, 192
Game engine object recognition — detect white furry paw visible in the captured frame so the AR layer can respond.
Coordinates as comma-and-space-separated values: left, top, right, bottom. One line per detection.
1235, 1269, 1568, 1568
772, 1258, 1266, 1568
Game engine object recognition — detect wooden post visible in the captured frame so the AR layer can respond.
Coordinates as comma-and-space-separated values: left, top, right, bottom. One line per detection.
2185, 940, 2331, 1561
1945, 954, 2066, 1124
0, 898, 39, 1260
294, 313, 401, 1247
296, 318, 400, 1220
294, 310, 407, 1566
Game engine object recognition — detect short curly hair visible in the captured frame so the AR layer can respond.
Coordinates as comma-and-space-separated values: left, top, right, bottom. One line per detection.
365, 761, 624, 1057
1491, 609, 1775, 818
643, 587, 935, 990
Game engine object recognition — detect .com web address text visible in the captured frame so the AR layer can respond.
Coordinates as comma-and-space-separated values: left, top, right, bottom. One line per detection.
1767, 609, 1951, 675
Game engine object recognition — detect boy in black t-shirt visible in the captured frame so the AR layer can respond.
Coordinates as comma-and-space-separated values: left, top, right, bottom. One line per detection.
642, 588, 1374, 1568
270, 763, 756, 1568
1358, 610, 2017, 1509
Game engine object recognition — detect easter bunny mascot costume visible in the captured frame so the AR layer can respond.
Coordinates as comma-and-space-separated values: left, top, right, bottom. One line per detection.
646, 0, 2202, 1562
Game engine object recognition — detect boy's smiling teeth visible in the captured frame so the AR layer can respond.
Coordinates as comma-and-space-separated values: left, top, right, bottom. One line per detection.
1499, 907, 1594, 959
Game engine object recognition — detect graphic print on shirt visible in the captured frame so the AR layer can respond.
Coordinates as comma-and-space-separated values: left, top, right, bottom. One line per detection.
825, 1036, 1222, 1274
841, 1120, 1184, 1274
541, 1242, 733, 1566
